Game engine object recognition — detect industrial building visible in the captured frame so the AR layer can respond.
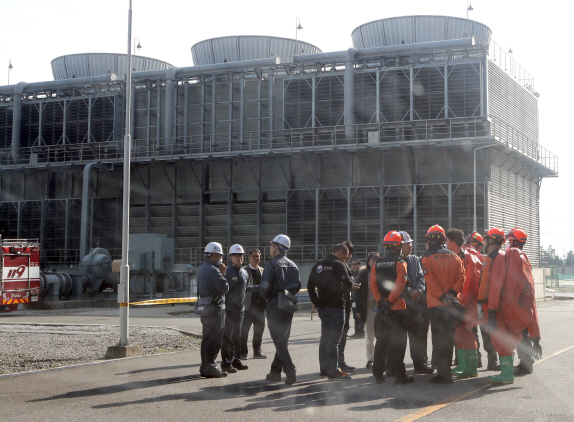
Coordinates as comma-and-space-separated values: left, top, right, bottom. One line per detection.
0, 16, 557, 271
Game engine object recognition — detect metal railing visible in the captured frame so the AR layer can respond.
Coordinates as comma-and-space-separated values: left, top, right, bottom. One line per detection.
489, 115, 558, 174
0, 117, 492, 167
488, 40, 535, 93
0, 116, 556, 174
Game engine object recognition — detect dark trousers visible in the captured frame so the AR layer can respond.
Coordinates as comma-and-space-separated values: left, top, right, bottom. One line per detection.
353, 307, 365, 334
372, 310, 408, 381
516, 328, 535, 364
318, 308, 346, 375
429, 306, 457, 378
338, 303, 351, 364
240, 303, 266, 355
479, 324, 496, 354
221, 309, 244, 364
200, 307, 225, 374
267, 305, 296, 376
407, 305, 430, 367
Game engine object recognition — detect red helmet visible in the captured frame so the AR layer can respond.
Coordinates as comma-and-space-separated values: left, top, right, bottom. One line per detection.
383, 231, 403, 246
485, 227, 505, 240
507, 228, 527, 243
426, 224, 446, 239
468, 231, 484, 245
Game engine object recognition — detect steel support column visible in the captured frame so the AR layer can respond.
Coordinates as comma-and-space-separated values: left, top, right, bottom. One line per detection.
211, 78, 216, 150
448, 183, 452, 230
444, 65, 449, 119
413, 184, 418, 255
315, 188, 319, 260
240, 75, 245, 146
269, 71, 274, 143
184, 81, 189, 148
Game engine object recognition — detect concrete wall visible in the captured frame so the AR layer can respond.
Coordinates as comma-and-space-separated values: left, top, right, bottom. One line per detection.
532, 267, 549, 301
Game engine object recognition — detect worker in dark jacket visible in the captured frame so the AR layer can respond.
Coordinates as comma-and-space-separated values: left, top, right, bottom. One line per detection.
370, 231, 413, 385
221, 244, 260, 373
398, 231, 433, 374
260, 234, 301, 385
338, 240, 358, 373
197, 242, 229, 378
308, 244, 355, 379
240, 248, 266, 360
355, 252, 380, 369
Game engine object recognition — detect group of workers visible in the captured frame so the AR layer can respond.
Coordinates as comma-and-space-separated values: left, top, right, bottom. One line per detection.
196, 225, 541, 385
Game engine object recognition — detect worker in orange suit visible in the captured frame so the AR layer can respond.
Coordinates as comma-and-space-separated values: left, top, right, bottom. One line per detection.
476, 227, 506, 370
421, 224, 465, 384
464, 232, 485, 261
445, 228, 483, 378
485, 228, 541, 384
369, 231, 413, 385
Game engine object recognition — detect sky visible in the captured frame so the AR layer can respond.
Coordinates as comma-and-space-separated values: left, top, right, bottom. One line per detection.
1, 0, 573, 255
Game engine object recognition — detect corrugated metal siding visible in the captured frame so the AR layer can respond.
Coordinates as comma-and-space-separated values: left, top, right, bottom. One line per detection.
489, 163, 540, 266
414, 16, 447, 43
191, 36, 322, 65
352, 16, 491, 49
51, 54, 171, 79
487, 61, 538, 158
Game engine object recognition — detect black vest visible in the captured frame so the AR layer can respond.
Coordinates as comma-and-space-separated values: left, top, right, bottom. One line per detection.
374, 251, 404, 299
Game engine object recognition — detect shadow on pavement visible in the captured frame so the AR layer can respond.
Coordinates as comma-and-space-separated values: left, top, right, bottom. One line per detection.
115, 363, 200, 375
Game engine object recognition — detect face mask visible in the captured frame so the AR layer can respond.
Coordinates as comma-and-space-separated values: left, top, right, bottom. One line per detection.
216, 259, 223, 266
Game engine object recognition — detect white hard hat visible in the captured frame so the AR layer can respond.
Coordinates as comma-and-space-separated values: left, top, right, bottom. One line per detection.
398, 231, 412, 244
229, 244, 245, 254
272, 234, 291, 250
204, 242, 223, 254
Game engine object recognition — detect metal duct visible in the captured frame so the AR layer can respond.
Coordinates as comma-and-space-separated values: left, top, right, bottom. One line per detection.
344, 48, 358, 141
164, 66, 180, 147
11, 82, 28, 162
80, 163, 113, 259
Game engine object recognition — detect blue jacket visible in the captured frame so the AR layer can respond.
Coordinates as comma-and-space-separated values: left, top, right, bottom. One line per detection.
404, 255, 425, 292
197, 260, 229, 308
225, 264, 261, 312
260, 254, 301, 304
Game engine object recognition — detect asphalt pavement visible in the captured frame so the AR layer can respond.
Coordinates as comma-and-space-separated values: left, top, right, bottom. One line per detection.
0, 300, 573, 421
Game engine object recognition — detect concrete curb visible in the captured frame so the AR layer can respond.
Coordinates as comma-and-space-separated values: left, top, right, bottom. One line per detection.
0, 321, 202, 338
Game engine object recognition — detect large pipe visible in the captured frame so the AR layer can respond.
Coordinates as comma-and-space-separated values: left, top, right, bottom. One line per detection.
131, 57, 281, 80
291, 37, 474, 64
80, 163, 112, 259
0, 74, 118, 94
164, 66, 180, 148
11, 82, 28, 163
344, 48, 357, 141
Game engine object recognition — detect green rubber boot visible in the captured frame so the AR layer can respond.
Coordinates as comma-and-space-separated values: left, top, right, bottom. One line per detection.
451, 349, 466, 374
456, 350, 478, 378
488, 355, 514, 384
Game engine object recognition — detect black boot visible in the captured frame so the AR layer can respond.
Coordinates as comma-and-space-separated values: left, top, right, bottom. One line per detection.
514, 359, 534, 375
487, 352, 500, 371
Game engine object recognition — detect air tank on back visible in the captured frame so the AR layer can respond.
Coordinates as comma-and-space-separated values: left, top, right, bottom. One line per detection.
191, 35, 322, 65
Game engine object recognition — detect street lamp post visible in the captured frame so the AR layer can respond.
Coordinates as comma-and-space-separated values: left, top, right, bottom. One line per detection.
473, 143, 503, 232
467, 0, 474, 19
106, 0, 140, 359
294, 18, 303, 56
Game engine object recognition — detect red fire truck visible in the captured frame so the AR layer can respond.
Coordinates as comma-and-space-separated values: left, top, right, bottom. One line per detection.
1, 238, 40, 311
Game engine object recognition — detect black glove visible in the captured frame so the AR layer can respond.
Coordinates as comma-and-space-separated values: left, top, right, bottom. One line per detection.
377, 300, 392, 313
486, 310, 498, 333
532, 337, 542, 360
